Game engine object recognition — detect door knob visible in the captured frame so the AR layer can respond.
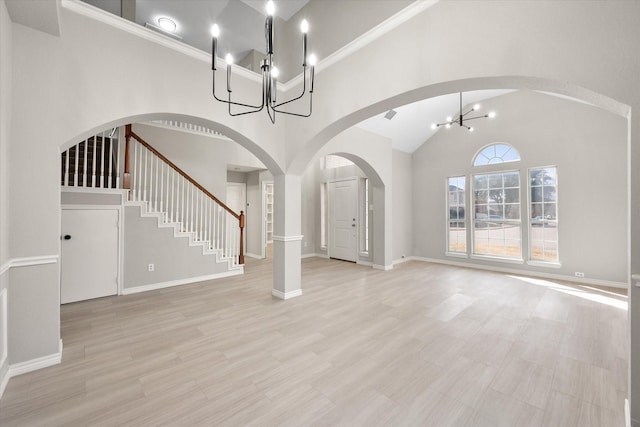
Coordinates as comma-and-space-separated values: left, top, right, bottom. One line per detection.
63, 235, 71, 240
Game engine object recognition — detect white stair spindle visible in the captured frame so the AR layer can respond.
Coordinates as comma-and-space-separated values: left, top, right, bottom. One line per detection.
131, 141, 138, 201
180, 177, 185, 231
73, 142, 80, 186
114, 131, 120, 188
186, 183, 190, 233
204, 197, 209, 248
149, 151, 154, 210
82, 139, 88, 187
143, 148, 148, 202
91, 136, 97, 187
154, 156, 160, 212
159, 162, 164, 221
107, 131, 113, 188
100, 136, 105, 188
171, 169, 175, 222
194, 189, 199, 241
64, 148, 70, 186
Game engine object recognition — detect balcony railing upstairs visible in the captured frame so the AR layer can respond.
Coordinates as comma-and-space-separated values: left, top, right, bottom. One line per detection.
61, 130, 120, 188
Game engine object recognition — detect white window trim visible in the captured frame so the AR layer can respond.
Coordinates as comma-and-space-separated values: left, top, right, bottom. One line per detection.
446, 175, 468, 255
527, 165, 560, 264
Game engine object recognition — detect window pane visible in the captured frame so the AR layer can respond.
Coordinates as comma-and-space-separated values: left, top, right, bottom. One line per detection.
474, 175, 488, 189
489, 174, 503, 188
529, 167, 559, 262
503, 172, 520, 188
448, 176, 467, 253
505, 188, 519, 203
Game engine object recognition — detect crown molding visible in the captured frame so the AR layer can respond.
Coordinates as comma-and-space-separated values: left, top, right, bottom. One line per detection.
281, 0, 438, 92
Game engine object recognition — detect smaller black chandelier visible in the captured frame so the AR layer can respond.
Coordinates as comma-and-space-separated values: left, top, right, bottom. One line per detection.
211, 0, 316, 124
431, 92, 496, 132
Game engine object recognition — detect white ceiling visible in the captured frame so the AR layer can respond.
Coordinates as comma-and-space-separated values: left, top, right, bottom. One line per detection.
356, 90, 515, 153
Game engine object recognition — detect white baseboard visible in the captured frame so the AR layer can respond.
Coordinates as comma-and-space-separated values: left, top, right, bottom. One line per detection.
245, 252, 262, 259
0, 363, 9, 400
357, 259, 373, 267
301, 253, 328, 259
411, 256, 628, 289
272, 288, 302, 300
1, 339, 63, 399
392, 257, 411, 266
122, 270, 243, 295
373, 264, 394, 271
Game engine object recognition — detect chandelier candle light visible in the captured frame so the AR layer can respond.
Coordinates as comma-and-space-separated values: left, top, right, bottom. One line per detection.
211, 0, 316, 123
431, 92, 496, 132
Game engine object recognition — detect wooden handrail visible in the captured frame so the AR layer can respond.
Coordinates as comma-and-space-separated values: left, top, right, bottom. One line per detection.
125, 124, 240, 219
125, 124, 245, 265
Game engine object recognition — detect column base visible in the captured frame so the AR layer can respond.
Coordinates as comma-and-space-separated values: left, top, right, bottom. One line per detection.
271, 288, 302, 300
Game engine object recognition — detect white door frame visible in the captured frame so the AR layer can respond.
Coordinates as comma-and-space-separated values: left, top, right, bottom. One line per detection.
327, 177, 359, 262
60, 204, 124, 297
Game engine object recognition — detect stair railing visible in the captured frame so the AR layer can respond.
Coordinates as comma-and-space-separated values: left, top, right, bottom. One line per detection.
124, 125, 245, 266
61, 129, 120, 188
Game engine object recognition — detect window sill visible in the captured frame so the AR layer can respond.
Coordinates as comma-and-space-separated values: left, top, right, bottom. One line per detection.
527, 260, 562, 269
446, 252, 468, 258
470, 254, 524, 264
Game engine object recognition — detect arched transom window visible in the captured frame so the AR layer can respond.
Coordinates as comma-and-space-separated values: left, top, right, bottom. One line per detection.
473, 143, 521, 166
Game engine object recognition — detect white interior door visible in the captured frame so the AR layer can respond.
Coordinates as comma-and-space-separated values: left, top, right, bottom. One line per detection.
329, 178, 358, 262
61, 209, 119, 304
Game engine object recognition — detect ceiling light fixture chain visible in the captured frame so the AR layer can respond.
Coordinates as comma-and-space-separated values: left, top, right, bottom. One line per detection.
432, 92, 496, 132
211, 0, 316, 124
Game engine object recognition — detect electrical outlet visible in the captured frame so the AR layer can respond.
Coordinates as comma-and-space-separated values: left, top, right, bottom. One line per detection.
148, 263, 155, 272
575, 271, 584, 278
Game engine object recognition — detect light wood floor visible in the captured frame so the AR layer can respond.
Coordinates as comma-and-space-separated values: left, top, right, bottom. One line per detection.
1, 257, 628, 426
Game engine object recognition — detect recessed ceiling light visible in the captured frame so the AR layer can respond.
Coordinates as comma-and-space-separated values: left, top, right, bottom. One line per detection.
384, 109, 397, 120
158, 17, 176, 32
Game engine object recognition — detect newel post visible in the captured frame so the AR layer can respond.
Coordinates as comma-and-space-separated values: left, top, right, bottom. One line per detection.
239, 210, 245, 265
123, 124, 132, 195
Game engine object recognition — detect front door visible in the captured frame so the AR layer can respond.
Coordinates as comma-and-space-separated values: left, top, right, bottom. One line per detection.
329, 178, 358, 262
61, 209, 119, 304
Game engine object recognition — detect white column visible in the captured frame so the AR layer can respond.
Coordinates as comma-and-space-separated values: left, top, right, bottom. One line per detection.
272, 174, 302, 300
629, 109, 640, 426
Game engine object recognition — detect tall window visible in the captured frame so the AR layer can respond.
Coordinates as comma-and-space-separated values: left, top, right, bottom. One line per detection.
447, 176, 466, 253
530, 167, 558, 262
473, 171, 521, 258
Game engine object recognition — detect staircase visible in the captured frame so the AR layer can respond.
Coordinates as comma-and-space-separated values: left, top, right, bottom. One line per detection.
61, 125, 245, 284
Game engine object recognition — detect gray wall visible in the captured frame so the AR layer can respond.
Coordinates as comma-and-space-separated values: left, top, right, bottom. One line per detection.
0, 0, 11, 389
412, 90, 628, 284
123, 205, 231, 289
